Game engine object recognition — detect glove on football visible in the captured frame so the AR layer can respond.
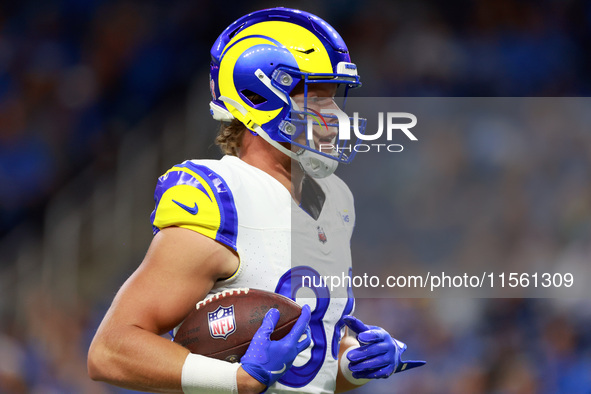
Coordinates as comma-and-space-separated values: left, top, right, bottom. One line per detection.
241, 305, 311, 389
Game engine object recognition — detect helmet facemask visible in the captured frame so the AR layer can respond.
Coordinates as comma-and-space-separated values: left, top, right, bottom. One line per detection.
272, 68, 366, 177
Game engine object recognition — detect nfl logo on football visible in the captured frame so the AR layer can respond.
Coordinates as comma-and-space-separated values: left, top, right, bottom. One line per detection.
208, 305, 237, 340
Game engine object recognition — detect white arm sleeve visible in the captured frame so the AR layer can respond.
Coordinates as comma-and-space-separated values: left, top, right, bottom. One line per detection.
181, 353, 240, 394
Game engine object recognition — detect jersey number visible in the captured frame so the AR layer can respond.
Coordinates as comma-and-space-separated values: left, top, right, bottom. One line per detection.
275, 266, 354, 388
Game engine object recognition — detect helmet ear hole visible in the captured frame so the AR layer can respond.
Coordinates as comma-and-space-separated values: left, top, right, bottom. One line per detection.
240, 89, 268, 106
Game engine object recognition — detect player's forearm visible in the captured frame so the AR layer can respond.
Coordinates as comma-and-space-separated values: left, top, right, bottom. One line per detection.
88, 323, 188, 392
88, 324, 266, 393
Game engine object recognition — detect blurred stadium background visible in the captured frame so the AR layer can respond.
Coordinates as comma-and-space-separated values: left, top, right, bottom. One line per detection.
1, 0, 590, 392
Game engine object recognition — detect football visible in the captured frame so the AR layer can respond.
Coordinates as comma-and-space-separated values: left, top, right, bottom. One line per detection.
173, 288, 302, 363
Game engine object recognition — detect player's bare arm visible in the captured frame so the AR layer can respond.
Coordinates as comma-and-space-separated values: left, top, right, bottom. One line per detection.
87, 226, 264, 393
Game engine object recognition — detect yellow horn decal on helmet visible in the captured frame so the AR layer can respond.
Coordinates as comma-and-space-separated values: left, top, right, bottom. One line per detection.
218, 36, 282, 129
228, 21, 333, 74
218, 21, 333, 131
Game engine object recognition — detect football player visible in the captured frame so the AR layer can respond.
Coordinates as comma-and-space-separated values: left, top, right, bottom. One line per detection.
88, 8, 424, 394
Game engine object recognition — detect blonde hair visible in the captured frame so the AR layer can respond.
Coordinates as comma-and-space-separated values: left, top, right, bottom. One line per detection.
215, 119, 246, 156
215, 92, 265, 156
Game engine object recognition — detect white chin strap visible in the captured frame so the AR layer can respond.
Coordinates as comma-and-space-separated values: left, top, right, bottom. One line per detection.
251, 124, 298, 160
297, 149, 339, 178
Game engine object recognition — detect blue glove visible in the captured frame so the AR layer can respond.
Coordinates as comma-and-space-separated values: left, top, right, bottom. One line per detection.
241, 305, 311, 389
343, 315, 425, 379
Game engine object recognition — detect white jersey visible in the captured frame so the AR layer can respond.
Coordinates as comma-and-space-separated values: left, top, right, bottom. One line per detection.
151, 155, 355, 393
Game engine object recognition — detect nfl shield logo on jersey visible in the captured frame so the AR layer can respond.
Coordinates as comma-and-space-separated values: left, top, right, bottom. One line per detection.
317, 226, 328, 244
208, 305, 236, 340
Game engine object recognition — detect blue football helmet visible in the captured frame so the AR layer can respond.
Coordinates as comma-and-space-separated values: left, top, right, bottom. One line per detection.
209, 7, 364, 177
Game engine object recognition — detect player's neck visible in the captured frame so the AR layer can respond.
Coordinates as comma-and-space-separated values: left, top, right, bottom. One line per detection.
239, 133, 304, 203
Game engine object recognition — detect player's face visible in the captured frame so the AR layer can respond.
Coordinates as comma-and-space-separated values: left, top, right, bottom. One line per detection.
291, 83, 340, 155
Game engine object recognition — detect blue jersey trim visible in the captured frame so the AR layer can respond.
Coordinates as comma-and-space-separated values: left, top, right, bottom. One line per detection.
150, 162, 239, 251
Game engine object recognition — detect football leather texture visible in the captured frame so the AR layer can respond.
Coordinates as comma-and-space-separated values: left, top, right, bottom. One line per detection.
173, 288, 302, 363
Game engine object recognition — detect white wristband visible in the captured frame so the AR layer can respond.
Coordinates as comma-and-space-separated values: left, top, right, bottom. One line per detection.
340, 345, 371, 386
181, 353, 240, 394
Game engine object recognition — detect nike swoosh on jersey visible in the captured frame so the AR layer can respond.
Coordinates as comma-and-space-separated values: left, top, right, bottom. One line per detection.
173, 199, 199, 215
270, 364, 287, 375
